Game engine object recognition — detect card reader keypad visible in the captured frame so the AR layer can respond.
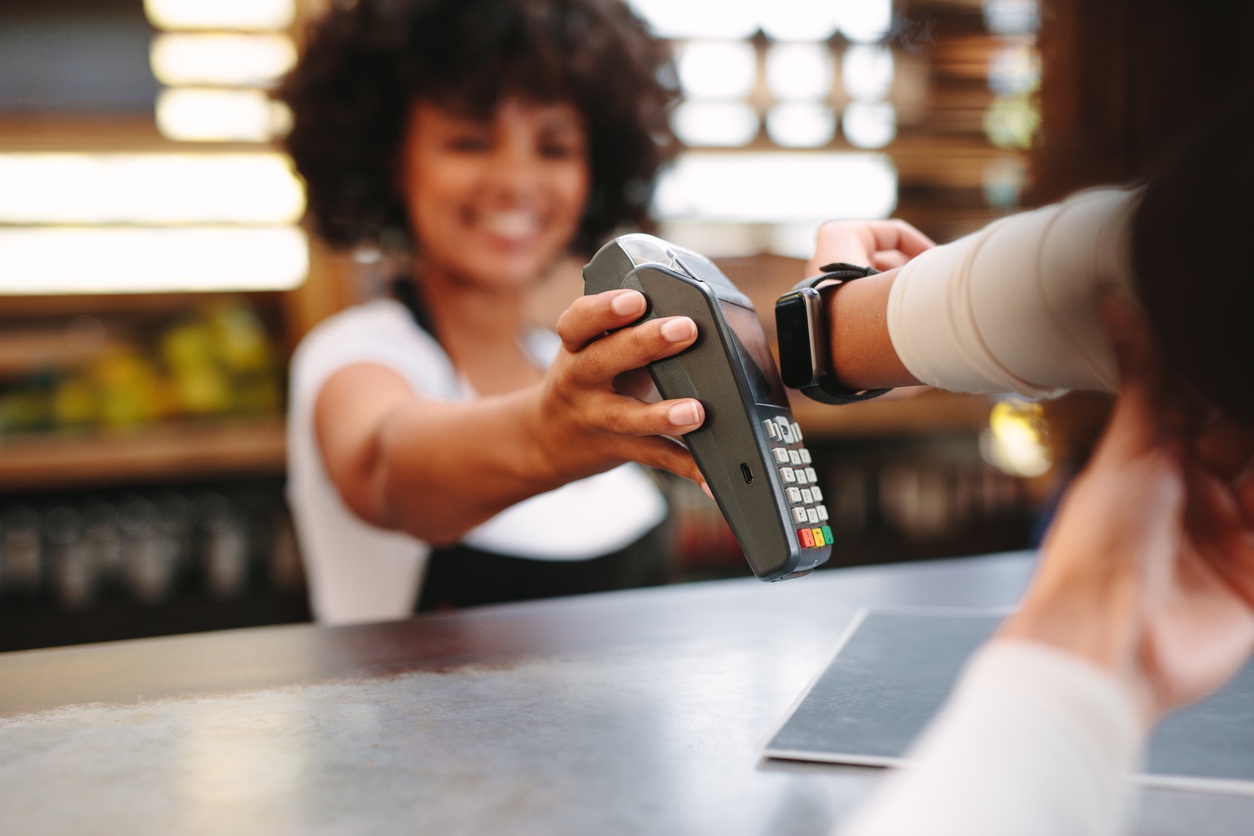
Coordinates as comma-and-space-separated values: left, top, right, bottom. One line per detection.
767, 415, 829, 551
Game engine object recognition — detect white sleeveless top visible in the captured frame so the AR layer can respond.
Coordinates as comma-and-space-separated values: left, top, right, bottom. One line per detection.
287, 299, 668, 625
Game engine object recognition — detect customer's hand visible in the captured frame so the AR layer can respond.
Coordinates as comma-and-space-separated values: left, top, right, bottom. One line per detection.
531, 289, 709, 492
999, 298, 1254, 725
806, 219, 936, 275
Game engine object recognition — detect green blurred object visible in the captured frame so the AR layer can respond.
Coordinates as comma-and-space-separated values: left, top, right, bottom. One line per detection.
92, 350, 166, 428
52, 376, 98, 427
210, 305, 274, 373
161, 303, 278, 415
0, 387, 52, 433
231, 374, 281, 414
0, 300, 283, 436
162, 320, 232, 415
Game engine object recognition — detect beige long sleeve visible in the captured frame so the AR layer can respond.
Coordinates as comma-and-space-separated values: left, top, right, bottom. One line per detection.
886, 188, 1140, 398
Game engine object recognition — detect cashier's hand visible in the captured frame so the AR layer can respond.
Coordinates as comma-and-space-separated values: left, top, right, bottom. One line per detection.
531, 290, 709, 493
998, 298, 1254, 725
806, 219, 936, 275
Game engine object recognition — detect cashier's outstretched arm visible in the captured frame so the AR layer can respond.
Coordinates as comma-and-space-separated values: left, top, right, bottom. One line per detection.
314, 289, 706, 545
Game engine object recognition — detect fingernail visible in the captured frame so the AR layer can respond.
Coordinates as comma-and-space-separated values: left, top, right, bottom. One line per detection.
700, 481, 714, 500
611, 291, 644, 316
661, 317, 696, 342
669, 401, 700, 426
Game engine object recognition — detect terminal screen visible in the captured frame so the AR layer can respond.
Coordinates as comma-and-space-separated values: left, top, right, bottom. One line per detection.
719, 301, 790, 408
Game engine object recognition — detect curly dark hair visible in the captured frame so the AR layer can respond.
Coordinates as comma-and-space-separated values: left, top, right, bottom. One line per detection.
278, 0, 678, 255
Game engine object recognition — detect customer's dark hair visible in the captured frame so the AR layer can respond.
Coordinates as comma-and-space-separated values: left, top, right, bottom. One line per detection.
278, 0, 678, 255
1133, 92, 1254, 425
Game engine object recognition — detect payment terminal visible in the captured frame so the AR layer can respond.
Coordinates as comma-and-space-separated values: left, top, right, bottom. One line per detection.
583, 234, 831, 580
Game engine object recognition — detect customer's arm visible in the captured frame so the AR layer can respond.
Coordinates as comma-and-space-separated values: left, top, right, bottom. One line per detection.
838, 302, 1254, 836
810, 189, 1140, 397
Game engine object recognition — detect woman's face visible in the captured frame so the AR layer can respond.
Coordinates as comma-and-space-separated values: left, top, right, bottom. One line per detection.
400, 97, 591, 290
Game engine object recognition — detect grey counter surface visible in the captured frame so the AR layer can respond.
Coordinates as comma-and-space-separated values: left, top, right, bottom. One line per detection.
2, 551, 1250, 835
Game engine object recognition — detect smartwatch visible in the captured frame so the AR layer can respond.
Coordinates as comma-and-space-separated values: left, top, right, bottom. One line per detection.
774, 262, 891, 405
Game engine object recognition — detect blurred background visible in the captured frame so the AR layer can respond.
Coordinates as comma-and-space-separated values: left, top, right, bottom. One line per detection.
0, 0, 1249, 650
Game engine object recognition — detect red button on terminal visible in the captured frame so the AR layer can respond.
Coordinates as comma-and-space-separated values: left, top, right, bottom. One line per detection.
798, 527, 814, 548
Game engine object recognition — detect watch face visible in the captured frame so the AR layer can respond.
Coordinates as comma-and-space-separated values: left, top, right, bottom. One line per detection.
775, 289, 823, 389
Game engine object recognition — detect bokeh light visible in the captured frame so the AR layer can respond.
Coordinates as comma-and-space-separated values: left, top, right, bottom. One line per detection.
676, 40, 758, 101
982, 0, 1040, 35
0, 227, 309, 294
837, 0, 893, 44
987, 42, 1039, 96
982, 155, 1028, 208
766, 104, 836, 148
626, 0, 759, 40
766, 43, 834, 101
842, 45, 895, 102
671, 102, 760, 147
150, 34, 297, 87
0, 153, 304, 225
981, 400, 1051, 477
983, 93, 1039, 149
842, 102, 897, 149
653, 152, 897, 223
144, 0, 295, 32
759, 0, 841, 42
156, 89, 289, 142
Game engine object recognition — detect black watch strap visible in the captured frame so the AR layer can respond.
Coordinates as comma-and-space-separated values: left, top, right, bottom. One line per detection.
789, 262, 891, 405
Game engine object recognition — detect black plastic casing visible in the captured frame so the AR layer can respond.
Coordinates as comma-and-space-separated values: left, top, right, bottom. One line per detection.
775, 287, 828, 390
583, 234, 830, 580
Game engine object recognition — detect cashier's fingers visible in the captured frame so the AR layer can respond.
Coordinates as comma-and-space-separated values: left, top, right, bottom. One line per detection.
565, 315, 698, 386
614, 433, 707, 491
590, 391, 705, 436
557, 290, 647, 352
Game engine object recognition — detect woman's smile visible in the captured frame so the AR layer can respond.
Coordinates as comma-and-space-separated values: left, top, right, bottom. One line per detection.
402, 98, 590, 291
469, 206, 544, 246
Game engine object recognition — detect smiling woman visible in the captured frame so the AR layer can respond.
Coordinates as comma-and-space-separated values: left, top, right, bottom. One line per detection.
399, 99, 590, 304
277, 0, 694, 624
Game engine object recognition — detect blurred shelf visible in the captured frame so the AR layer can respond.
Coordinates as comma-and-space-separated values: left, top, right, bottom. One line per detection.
0, 115, 278, 155
0, 290, 287, 319
0, 326, 128, 378
792, 389, 995, 440
0, 416, 286, 492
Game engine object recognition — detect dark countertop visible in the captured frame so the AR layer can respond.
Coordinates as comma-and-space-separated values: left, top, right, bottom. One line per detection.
2, 551, 1250, 835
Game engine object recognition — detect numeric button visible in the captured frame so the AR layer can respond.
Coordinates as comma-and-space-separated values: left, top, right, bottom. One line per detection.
772, 447, 789, 464
786, 487, 802, 503
780, 467, 796, 483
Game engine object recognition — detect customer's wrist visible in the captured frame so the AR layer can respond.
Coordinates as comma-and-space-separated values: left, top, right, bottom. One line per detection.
821, 267, 918, 391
